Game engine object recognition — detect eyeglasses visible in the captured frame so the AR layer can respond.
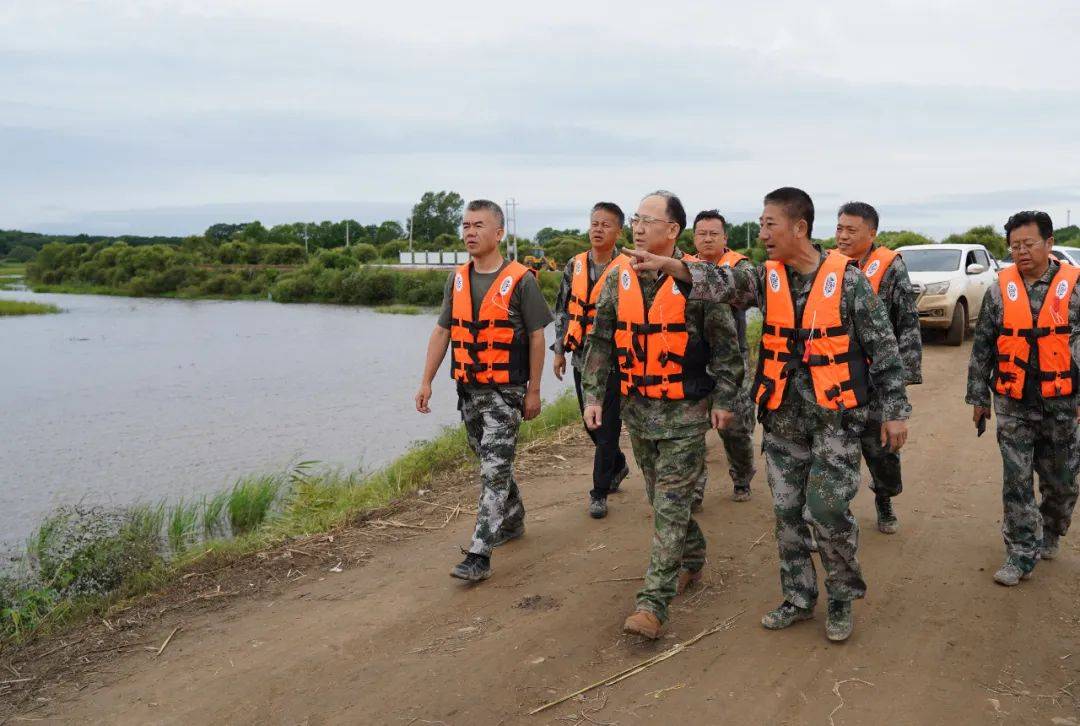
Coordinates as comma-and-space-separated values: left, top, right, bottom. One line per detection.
694, 231, 726, 239
1008, 240, 1046, 253
630, 214, 672, 227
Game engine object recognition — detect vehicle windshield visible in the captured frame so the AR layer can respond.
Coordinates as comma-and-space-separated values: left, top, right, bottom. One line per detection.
901, 249, 962, 272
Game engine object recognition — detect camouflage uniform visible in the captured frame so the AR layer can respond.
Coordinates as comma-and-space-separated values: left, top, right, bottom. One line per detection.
583, 248, 743, 623
685, 248, 910, 608
965, 258, 1080, 573
437, 264, 553, 559
857, 247, 923, 498
460, 386, 526, 556
552, 252, 628, 498
693, 255, 758, 504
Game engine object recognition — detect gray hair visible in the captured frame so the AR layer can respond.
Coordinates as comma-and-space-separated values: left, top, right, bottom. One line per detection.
466, 199, 505, 229
642, 189, 687, 236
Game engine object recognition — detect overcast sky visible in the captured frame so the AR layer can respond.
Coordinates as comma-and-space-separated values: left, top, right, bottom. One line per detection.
3, 0, 1079, 239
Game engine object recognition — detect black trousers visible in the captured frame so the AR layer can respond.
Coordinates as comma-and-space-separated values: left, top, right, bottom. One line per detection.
573, 368, 628, 498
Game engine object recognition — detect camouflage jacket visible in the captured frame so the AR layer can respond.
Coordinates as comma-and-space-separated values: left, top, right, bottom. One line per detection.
965, 258, 1080, 422
685, 247, 911, 440
551, 250, 620, 370
582, 248, 744, 439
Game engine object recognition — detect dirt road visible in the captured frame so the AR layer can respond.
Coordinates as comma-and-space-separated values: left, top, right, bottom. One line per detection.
18, 342, 1080, 725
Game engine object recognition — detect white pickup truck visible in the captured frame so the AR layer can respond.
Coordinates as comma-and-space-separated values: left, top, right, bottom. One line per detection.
895, 243, 999, 346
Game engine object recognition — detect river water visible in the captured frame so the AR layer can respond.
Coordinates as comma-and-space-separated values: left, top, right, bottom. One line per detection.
0, 288, 573, 548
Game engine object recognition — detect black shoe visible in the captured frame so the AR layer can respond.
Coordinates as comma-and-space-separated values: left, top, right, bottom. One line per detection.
609, 463, 630, 493
875, 494, 898, 534
492, 522, 525, 548
450, 552, 491, 582
732, 485, 751, 502
588, 496, 608, 519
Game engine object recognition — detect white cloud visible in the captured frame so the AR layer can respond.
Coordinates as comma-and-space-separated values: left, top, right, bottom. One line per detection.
0, 0, 1077, 238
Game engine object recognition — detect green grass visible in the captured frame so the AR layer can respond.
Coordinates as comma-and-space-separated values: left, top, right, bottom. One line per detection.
0, 300, 61, 316
373, 304, 427, 315
746, 317, 762, 367
0, 391, 581, 647
0, 263, 26, 276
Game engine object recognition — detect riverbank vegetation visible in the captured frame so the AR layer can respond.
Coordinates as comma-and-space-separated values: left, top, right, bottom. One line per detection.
0, 392, 580, 646
0, 300, 60, 317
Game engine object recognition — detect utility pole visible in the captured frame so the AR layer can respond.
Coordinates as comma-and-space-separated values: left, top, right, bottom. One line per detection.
505, 197, 518, 260
408, 214, 414, 252
304, 223, 309, 255
345, 220, 350, 249
1068, 209, 1072, 227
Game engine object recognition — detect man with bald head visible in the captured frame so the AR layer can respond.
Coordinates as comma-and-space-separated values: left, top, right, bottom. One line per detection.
582, 191, 744, 639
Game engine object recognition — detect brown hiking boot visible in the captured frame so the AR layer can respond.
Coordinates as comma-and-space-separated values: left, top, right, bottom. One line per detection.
623, 610, 662, 639
676, 568, 703, 594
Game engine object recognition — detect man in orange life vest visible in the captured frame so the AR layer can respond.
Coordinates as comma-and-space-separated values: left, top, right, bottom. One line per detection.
582, 190, 744, 639
966, 211, 1080, 587
625, 187, 910, 642
691, 209, 758, 505
552, 202, 630, 519
834, 202, 922, 534
415, 199, 552, 583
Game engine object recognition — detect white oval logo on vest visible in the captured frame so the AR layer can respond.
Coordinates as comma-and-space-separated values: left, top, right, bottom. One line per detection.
768, 269, 781, 292
1057, 279, 1069, 300
1006, 280, 1019, 302
621, 270, 632, 290
499, 275, 514, 297
670, 282, 681, 296
574, 258, 583, 276
454, 273, 463, 292
822, 272, 838, 298
865, 260, 881, 278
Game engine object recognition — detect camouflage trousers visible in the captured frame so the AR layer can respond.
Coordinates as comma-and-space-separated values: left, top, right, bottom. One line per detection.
860, 416, 902, 498
459, 386, 525, 558
764, 426, 867, 609
996, 413, 1079, 573
629, 430, 707, 623
694, 391, 756, 503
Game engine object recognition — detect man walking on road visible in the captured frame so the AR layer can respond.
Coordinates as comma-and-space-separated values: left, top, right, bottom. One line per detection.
691, 209, 758, 505
835, 202, 922, 534
552, 202, 630, 519
415, 199, 552, 583
582, 190, 743, 640
625, 187, 910, 642
966, 211, 1080, 587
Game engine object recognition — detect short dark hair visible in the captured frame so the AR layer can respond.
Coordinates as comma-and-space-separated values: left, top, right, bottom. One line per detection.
465, 199, 505, 228
763, 187, 815, 238
693, 209, 727, 231
591, 202, 625, 228
1005, 210, 1054, 243
646, 190, 687, 236
837, 201, 879, 232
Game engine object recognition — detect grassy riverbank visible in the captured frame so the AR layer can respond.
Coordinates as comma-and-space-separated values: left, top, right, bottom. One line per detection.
0, 391, 580, 645
0, 300, 61, 317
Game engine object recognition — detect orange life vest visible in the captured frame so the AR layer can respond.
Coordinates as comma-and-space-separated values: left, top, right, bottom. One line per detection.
754, 251, 869, 411
994, 263, 1080, 399
613, 256, 714, 400
858, 246, 899, 295
717, 249, 749, 268
449, 260, 531, 386
562, 251, 625, 352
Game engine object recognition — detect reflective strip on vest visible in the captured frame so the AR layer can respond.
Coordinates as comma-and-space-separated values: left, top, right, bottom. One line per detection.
755, 252, 867, 411
994, 264, 1079, 399
449, 260, 531, 385
612, 256, 698, 400
563, 251, 625, 352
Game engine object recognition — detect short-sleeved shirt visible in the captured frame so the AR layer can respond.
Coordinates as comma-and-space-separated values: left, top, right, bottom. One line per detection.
437, 259, 553, 337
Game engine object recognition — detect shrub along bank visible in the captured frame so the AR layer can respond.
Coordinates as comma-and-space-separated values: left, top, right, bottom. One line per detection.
0, 392, 581, 646
26, 242, 562, 307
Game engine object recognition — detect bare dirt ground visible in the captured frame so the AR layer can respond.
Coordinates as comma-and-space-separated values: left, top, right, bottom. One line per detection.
7, 341, 1080, 725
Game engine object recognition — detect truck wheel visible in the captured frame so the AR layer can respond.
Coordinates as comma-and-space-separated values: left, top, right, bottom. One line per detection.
945, 300, 967, 346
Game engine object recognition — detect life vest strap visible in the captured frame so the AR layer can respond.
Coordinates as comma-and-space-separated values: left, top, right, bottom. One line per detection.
1003, 325, 1070, 339
450, 318, 516, 332
796, 325, 847, 340
805, 349, 864, 367
761, 349, 794, 362
616, 321, 689, 335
